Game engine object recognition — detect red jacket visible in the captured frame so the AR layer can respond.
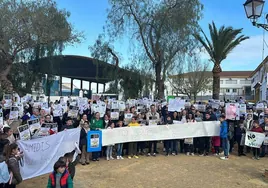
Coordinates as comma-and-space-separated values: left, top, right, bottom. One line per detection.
251, 126, 264, 133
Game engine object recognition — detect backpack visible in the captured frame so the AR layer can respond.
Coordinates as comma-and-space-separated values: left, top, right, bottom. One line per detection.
0, 161, 10, 183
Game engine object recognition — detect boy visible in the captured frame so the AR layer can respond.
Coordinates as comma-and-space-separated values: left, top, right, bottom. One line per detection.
219, 115, 229, 160
63, 152, 78, 180
47, 160, 73, 188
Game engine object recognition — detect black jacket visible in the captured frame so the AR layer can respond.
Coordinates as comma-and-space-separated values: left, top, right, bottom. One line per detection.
79, 128, 87, 147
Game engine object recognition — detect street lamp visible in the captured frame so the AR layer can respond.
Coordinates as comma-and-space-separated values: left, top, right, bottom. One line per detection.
244, 0, 268, 30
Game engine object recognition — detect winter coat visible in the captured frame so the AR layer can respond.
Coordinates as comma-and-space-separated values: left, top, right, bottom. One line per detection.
47, 169, 73, 188
220, 121, 228, 139
7, 155, 22, 185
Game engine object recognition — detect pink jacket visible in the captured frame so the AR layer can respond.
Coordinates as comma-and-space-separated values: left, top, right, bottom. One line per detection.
212, 136, 221, 147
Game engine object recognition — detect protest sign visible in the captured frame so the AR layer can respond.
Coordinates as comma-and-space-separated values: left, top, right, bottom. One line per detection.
256, 102, 265, 111
51, 123, 58, 133
53, 104, 63, 117
148, 120, 158, 126
28, 119, 41, 135
110, 112, 119, 120
17, 128, 80, 180
245, 131, 265, 148
3, 94, 12, 109
38, 124, 51, 136
68, 106, 79, 118
197, 104, 206, 112
168, 98, 185, 112
111, 101, 119, 110
118, 101, 126, 111
9, 106, 19, 120
17, 124, 31, 141
0, 112, 3, 126
239, 104, 247, 115
102, 121, 220, 146
124, 113, 133, 120
225, 103, 240, 120
87, 131, 102, 152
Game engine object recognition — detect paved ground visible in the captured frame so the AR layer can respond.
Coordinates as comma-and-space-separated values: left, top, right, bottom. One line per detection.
18, 148, 268, 188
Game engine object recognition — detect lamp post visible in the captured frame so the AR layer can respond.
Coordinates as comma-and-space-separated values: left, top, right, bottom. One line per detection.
244, 0, 268, 30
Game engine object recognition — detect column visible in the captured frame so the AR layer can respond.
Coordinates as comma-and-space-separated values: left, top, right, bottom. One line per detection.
103, 83, 106, 93
59, 76, 62, 96
80, 80, 83, 90
70, 78, 73, 96
97, 83, 99, 94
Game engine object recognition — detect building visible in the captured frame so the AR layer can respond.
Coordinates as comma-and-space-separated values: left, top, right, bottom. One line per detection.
167, 71, 252, 101
250, 56, 268, 101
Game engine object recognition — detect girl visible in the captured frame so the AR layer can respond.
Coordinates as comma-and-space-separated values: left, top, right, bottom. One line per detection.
236, 121, 246, 156
172, 112, 179, 121
185, 114, 195, 156
47, 160, 73, 188
212, 136, 220, 156
128, 117, 140, 159
79, 121, 90, 165
103, 114, 110, 129
116, 121, 124, 160
251, 121, 264, 160
4, 143, 23, 188
106, 122, 115, 161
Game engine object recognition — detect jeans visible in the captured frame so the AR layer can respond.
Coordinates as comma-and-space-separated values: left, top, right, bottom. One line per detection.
171, 140, 178, 154
179, 139, 184, 153
253, 148, 260, 157
260, 144, 267, 157
214, 146, 220, 154
185, 144, 194, 153
106, 146, 113, 158
148, 141, 157, 153
236, 136, 244, 155
137, 142, 146, 153
117, 143, 123, 156
128, 142, 137, 156
222, 138, 229, 157
199, 137, 210, 154
92, 151, 100, 160
164, 140, 172, 155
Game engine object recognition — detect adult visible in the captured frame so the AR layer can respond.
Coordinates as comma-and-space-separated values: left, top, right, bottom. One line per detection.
90, 112, 104, 161
199, 112, 212, 156
30, 108, 40, 120
61, 118, 75, 131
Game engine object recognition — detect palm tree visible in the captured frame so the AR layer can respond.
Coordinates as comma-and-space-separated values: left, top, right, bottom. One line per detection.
194, 22, 249, 100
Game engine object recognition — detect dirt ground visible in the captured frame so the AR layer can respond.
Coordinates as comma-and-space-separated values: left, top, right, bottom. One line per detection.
18, 146, 268, 188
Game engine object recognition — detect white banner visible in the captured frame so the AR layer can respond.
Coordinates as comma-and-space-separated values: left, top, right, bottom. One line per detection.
101, 121, 220, 146
245, 131, 265, 148
17, 128, 80, 180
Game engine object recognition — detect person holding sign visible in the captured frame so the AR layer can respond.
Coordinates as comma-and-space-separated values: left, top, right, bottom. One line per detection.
90, 112, 104, 161
219, 115, 229, 160
128, 117, 140, 159
251, 121, 264, 160
61, 118, 74, 131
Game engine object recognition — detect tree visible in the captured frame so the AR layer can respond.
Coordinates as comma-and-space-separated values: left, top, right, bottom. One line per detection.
106, 0, 203, 99
194, 22, 249, 100
169, 56, 211, 102
0, 0, 82, 93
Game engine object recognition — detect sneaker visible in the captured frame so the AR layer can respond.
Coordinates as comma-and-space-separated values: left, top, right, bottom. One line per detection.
214, 153, 219, 156
128, 156, 132, 159
134, 155, 139, 159
165, 153, 169, 156
186, 152, 190, 156
220, 156, 228, 160
85, 161, 90, 165
92, 159, 96, 161
117, 156, 120, 160
256, 157, 260, 160
191, 153, 195, 156
252, 157, 256, 160
172, 152, 176, 156
199, 154, 205, 157
110, 156, 114, 160
163, 148, 166, 152
153, 153, 156, 157
106, 157, 109, 161
147, 153, 151, 156
120, 156, 124, 160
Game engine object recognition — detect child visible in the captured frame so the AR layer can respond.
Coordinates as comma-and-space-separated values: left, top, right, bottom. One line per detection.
47, 160, 73, 188
251, 121, 264, 160
58, 152, 78, 180
185, 114, 195, 156
236, 121, 246, 156
212, 136, 220, 156
128, 117, 140, 159
116, 121, 124, 160
219, 115, 229, 160
106, 122, 115, 161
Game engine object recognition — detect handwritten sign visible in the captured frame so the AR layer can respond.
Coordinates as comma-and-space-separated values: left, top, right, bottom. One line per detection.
245, 131, 265, 148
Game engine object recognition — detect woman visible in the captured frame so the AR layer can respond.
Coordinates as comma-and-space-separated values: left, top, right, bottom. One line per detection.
172, 112, 179, 121
4, 143, 23, 188
79, 121, 90, 165
90, 112, 104, 161
251, 121, 264, 160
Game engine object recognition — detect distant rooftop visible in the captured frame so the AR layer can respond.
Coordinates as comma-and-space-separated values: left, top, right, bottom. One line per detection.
170, 71, 252, 78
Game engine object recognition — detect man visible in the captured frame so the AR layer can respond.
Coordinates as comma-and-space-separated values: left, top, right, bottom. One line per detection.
260, 116, 268, 157
199, 112, 212, 156
146, 104, 160, 156
61, 117, 75, 131
30, 108, 40, 120
220, 115, 229, 160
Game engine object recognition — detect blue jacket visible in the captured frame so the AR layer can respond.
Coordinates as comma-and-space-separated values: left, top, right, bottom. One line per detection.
220, 121, 228, 138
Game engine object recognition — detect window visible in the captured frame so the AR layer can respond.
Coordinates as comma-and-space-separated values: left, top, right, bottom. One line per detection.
226, 89, 230, 93
233, 89, 237, 93
225, 80, 237, 84
220, 80, 223, 84
240, 80, 251, 84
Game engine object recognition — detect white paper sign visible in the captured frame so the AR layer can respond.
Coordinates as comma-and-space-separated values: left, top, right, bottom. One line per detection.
53, 104, 63, 117
17, 128, 80, 180
118, 101, 126, 111
0, 112, 3, 126
110, 112, 119, 120
225, 103, 240, 120
168, 99, 185, 112
111, 101, 119, 110
9, 106, 19, 120
245, 131, 265, 148
68, 106, 79, 118
28, 119, 41, 135
256, 103, 265, 111
239, 104, 247, 115
17, 124, 31, 141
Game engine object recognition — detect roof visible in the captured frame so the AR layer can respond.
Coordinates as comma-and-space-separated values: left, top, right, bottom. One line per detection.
34, 55, 131, 84
170, 71, 252, 78
250, 56, 268, 77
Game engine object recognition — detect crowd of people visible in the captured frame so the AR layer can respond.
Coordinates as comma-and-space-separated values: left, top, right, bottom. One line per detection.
0, 97, 268, 188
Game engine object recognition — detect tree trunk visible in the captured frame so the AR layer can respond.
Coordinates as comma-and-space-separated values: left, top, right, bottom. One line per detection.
155, 61, 164, 99
193, 93, 197, 103
0, 59, 13, 93
212, 63, 222, 100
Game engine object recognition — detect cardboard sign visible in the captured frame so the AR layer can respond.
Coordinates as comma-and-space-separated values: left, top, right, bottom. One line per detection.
87, 131, 102, 152
245, 131, 265, 148
197, 104, 206, 112
110, 112, 119, 120
17, 124, 31, 141
28, 118, 41, 135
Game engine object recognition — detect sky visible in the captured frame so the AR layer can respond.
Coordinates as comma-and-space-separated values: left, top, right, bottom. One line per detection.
55, 0, 268, 89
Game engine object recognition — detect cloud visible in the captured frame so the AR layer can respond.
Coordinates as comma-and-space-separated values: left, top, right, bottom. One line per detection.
200, 35, 266, 71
